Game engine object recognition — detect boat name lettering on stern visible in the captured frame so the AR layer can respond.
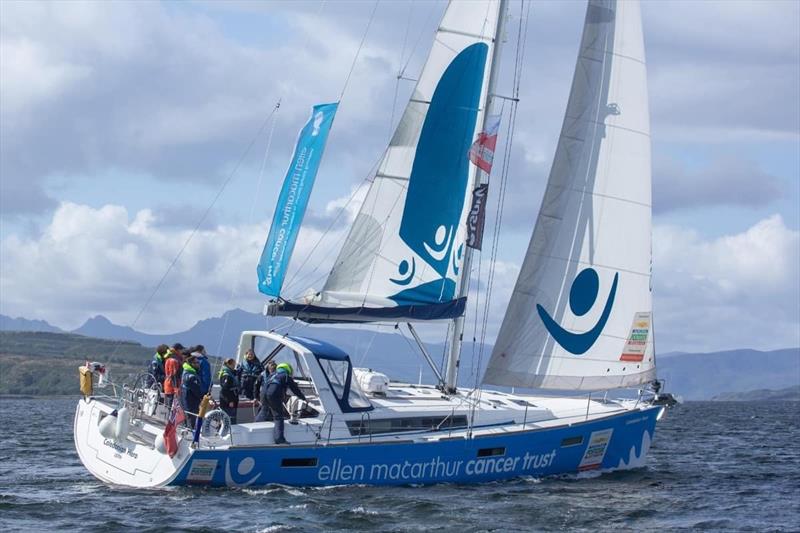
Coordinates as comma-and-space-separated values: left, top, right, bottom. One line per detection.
102, 439, 138, 459
316, 451, 557, 483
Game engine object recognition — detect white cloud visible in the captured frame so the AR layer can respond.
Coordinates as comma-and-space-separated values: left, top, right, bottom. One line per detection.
0, 0, 398, 214
1, 203, 797, 354
653, 215, 800, 352
0, 202, 344, 332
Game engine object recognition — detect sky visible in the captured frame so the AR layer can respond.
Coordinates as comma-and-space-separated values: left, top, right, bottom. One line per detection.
1, 0, 798, 354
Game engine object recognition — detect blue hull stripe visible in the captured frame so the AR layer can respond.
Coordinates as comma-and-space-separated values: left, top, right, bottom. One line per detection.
171, 406, 661, 487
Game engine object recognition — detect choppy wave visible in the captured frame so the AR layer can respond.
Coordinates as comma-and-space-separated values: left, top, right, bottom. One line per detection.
1, 398, 798, 532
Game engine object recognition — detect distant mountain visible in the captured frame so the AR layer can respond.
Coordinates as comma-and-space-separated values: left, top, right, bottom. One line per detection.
657, 348, 800, 400
0, 314, 62, 333
72, 315, 162, 345
712, 385, 800, 402
3, 311, 799, 400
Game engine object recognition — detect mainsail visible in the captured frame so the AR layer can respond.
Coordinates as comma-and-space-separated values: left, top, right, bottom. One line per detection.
272, 1, 502, 323
483, 0, 656, 390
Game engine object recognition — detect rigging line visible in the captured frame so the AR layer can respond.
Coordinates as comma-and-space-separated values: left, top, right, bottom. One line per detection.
338, 0, 380, 103
281, 0, 377, 296
398, 0, 439, 78
280, 151, 384, 298
475, 0, 529, 393
385, 0, 414, 147
356, 326, 380, 367
108, 102, 281, 363
216, 100, 281, 359
398, 0, 414, 77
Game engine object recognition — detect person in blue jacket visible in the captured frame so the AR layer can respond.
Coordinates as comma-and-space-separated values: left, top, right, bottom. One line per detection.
254, 361, 278, 423
263, 362, 306, 444
180, 355, 203, 430
189, 345, 212, 394
237, 349, 263, 400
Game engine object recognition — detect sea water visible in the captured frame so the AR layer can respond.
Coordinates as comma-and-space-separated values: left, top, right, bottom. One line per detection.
1, 399, 798, 532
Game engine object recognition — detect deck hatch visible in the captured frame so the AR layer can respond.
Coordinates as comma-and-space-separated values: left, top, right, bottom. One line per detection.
561, 436, 584, 447
477, 447, 506, 457
281, 457, 319, 467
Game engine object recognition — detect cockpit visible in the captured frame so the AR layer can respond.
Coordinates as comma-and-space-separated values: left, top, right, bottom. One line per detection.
235, 332, 373, 421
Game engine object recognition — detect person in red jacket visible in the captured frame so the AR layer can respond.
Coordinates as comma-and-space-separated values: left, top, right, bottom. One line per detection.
163, 343, 185, 411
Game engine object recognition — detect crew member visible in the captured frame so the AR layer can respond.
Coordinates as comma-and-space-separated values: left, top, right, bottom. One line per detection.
237, 349, 263, 400
163, 343, 185, 411
190, 345, 212, 394
254, 360, 277, 401
218, 358, 240, 425
148, 344, 168, 389
263, 362, 306, 445
180, 355, 203, 429
254, 361, 278, 423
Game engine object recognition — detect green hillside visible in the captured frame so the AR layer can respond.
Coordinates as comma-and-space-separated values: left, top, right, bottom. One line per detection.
0, 331, 154, 396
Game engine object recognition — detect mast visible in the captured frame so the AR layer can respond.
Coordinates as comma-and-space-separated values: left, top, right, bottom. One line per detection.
444, 0, 509, 393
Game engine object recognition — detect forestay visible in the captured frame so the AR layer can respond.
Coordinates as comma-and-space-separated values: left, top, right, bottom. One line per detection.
483, 0, 656, 390
272, 1, 501, 323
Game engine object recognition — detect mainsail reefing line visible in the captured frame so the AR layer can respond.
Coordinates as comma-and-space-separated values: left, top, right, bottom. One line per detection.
483, 0, 656, 390
269, 0, 503, 324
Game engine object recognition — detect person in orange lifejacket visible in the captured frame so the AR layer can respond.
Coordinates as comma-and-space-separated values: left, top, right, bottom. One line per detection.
163, 343, 185, 411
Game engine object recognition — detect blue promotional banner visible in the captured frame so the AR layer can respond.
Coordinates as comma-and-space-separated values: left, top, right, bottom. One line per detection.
258, 102, 338, 297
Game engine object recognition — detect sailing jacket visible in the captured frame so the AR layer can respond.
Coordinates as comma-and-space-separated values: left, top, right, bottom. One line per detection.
264, 368, 306, 403
180, 363, 202, 414
148, 352, 166, 384
193, 353, 212, 393
163, 351, 182, 395
218, 366, 240, 406
237, 358, 264, 378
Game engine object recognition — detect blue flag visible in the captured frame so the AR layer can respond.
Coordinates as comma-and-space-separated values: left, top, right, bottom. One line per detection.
258, 102, 338, 297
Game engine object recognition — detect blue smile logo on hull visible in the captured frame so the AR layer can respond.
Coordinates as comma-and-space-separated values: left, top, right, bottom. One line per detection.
537, 268, 618, 355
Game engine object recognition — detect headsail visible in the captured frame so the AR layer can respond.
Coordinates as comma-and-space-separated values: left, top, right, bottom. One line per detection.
483, 0, 656, 390
271, 1, 501, 323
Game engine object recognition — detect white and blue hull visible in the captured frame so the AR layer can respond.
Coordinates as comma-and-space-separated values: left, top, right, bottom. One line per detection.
173, 406, 659, 487
75, 391, 662, 488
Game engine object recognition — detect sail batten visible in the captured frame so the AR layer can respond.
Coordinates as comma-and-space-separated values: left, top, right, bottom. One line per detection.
483, 0, 655, 391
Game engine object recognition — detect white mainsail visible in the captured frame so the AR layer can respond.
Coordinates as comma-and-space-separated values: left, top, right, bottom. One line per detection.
274, 1, 502, 322
483, 0, 656, 390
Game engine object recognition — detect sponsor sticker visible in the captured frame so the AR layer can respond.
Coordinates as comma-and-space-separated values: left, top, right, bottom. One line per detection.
578, 429, 613, 471
620, 311, 651, 362
187, 459, 218, 483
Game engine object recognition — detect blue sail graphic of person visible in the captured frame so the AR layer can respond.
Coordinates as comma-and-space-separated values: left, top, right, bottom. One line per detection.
536, 268, 619, 355
389, 42, 488, 306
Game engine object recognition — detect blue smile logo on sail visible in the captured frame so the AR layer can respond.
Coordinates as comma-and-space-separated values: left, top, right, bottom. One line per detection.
537, 268, 618, 355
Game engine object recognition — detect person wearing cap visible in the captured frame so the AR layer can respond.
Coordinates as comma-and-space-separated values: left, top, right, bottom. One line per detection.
263, 362, 306, 444
180, 355, 203, 429
163, 343, 185, 411
237, 349, 263, 400
218, 358, 240, 425
189, 345, 212, 394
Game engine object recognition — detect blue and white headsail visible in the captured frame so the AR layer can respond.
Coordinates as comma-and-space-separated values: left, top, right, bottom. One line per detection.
258, 102, 338, 298
271, 1, 501, 323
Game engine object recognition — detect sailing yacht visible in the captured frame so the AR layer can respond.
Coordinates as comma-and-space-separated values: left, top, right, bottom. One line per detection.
74, 0, 667, 488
